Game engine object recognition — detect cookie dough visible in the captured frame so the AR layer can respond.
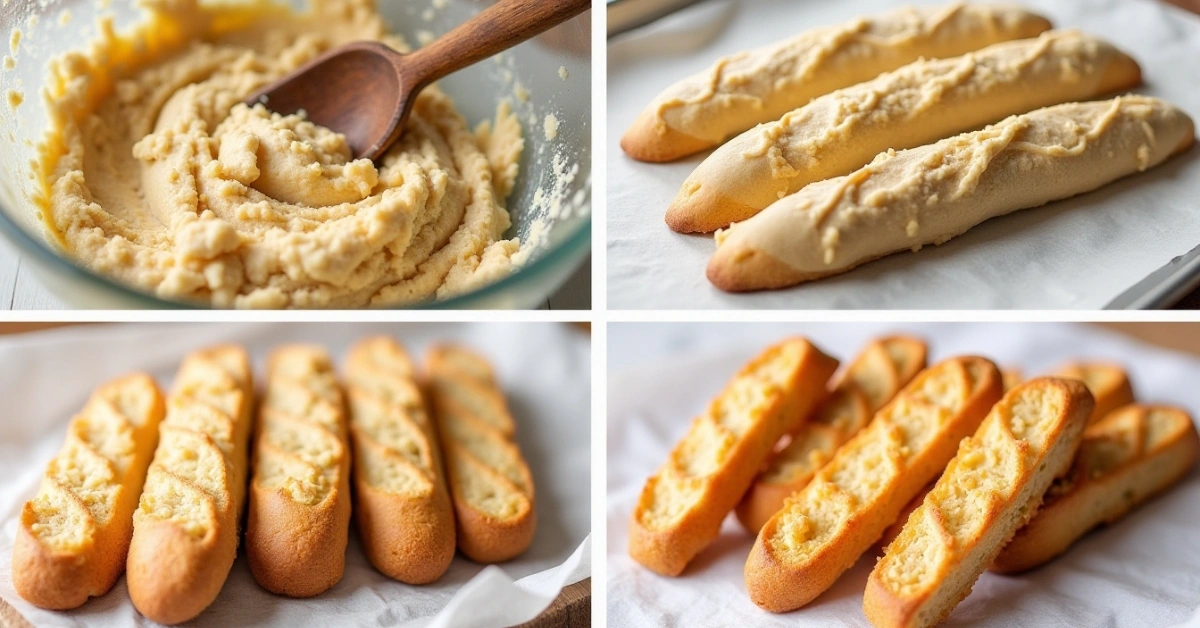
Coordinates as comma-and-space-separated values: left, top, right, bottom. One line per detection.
35, 0, 526, 308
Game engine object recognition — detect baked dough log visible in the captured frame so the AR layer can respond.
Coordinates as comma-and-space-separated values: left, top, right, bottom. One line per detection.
744, 356, 1002, 612
246, 346, 350, 597
736, 336, 927, 534
667, 30, 1141, 232
621, 3, 1051, 162
708, 96, 1196, 292
1053, 362, 1134, 424
427, 345, 536, 563
992, 405, 1200, 573
12, 374, 165, 610
126, 346, 254, 625
863, 377, 1093, 628
629, 338, 839, 576
344, 337, 455, 583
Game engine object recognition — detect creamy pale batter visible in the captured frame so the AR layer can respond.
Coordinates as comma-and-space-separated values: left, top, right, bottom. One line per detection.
36, 0, 526, 308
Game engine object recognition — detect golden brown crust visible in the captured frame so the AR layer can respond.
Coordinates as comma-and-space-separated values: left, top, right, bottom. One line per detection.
630, 338, 839, 576
345, 336, 456, 584
666, 187, 759, 234
621, 112, 712, 163
736, 336, 928, 534
246, 346, 351, 597
12, 374, 165, 610
863, 378, 1093, 628
127, 346, 254, 625
745, 356, 1002, 613
992, 405, 1200, 573
427, 344, 537, 564
1053, 362, 1135, 424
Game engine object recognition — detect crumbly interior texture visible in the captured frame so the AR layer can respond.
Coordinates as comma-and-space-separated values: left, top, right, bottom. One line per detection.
256, 347, 344, 505
36, 0, 526, 308
27, 377, 159, 550
713, 96, 1194, 285
639, 340, 813, 530
764, 360, 981, 561
345, 339, 436, 496
873, 381, 1082, 627
136, 348, 250, 539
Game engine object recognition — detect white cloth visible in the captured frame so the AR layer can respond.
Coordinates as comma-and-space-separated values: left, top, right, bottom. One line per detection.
607, 0, 1200, 309
0, 323, 591, 627
607, 322, 1200, 626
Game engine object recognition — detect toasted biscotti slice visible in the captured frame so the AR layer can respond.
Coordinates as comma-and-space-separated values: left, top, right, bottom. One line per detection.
880, 361, 1134, 549
1053, 362, 1135, 424
863, 378, 1093, 628
744, 356, 1002, 612
345, 337, 455, 584
736, 336, 928, 533
630, 338, 839, 576
126, 346, 254, 625
621, 4, 1051, 162
992, 405, 1199, 573
708, 96, 1196, 292
247, 345, 350, 597
12, 374, 165, 610
667, 30, 1140, 232
427, 345, 536, 563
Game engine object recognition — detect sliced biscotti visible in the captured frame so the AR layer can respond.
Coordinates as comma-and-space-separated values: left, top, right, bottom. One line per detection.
126, 346, 254, 625
708, 96, 1196, 292
630, 338, 839, 576
1054, 362, 1135, 424
621, 3, 1051, 162
247, 345, 350, 597
345, 337, 455, 584
12, 374, 165, 610
736, 336, 928, 533
667, 30, 1140, 232
863, 378, 1093, 628
881, 361, 1135, 549
992, 405, 1199, 573
744, 356, 1002, 612
427, 344, 536, 563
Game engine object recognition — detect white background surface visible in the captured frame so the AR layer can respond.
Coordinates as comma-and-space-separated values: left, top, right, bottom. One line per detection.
0, 322, 591, 627
607, 0, 1200, 309
607, 322, 1200, 626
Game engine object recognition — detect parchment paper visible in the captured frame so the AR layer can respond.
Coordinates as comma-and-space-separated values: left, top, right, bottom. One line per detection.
0, 322, 591, 628
607, 322, 1200, 626
606, 0, 1200, 309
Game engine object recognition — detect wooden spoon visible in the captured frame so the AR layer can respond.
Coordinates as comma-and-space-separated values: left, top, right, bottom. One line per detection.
244, 0, 590, 161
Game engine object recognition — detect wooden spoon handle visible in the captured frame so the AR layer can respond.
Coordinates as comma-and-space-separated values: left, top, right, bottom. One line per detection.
402, 0, 590, 89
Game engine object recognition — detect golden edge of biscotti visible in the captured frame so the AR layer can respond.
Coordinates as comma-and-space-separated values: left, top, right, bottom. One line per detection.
669, 31, 1141, 234
629, 338, 839, 576
735, 336, 928, 534
246, 345, 351, 598
992, 405, 1200, 574
126, 345, 253, 625
1053, 362, 1136, 423
427, 345, 537, 563
12, 373, 165, 610
346, 336, 456, 585
707, 97, 1196, 294
621, 110, 714, 163
744, 356, 1003, 613
863, 377, 1093, 628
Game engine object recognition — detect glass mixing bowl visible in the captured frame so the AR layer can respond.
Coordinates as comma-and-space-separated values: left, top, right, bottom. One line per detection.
0, 0, 591, 309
